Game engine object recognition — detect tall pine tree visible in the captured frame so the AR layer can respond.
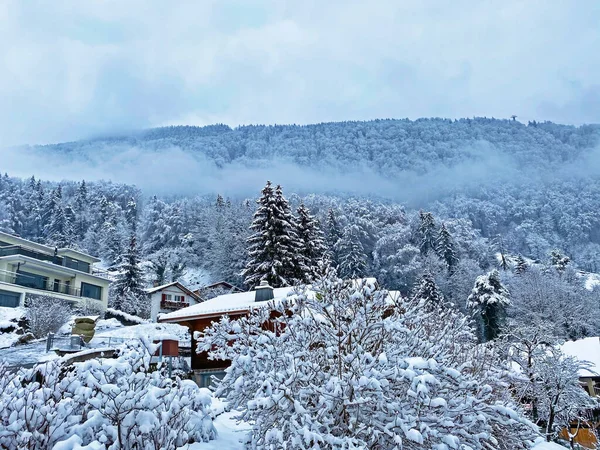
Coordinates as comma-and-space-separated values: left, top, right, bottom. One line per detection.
412, 272, 444, 310
337, 224, 367, 279
467, 270, 510, 342
418, 211, 437, 256
111, 234, 149, 318
295, 202, 327, 283
435, 223, 458, 272
243, 181, 301, 288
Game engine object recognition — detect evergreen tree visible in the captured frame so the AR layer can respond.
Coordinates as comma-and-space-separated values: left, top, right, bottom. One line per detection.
99, 206, 125, 268
325, 208, 343, 266
418, 211, 437, 255
467, 270, 510, 342
337, 224, 367, 279
125, 196, 138, 233
295, 202, 327, 283
549, 250, 570, 273
73, 181, 89, 241
435, 223, 458, 271
514, 254, 528, 275
243, 181, 301, 288
111, 234, 149, 318
412, 272, 444, 310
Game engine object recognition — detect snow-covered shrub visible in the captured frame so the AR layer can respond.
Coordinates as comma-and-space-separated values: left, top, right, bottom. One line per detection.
105, 307, 149, 325
25, 294, 73, 338
199, 271, 539, 449
505, 325, 599, 442
0, 341, 216, 449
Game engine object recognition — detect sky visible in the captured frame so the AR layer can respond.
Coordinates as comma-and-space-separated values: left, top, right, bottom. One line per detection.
0, 0, 599, 146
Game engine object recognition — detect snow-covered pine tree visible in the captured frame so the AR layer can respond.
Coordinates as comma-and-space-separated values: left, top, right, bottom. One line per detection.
412, 272, 444, 310
125, 196, 138, 233
99, 205, 126, 268
295, 202, 327, 283
549, 250, 570, 272
418, 210, 437, 255
514, 254, 528, 275
467, 269, 510, 342
337, 224, 367, 279
73, 180, 89, 241
325, 208, 343, 266
111, 234, 149, 318
46, 199, 75, 248
199, 273, 538, 449
242, 181, 301, 288
435, 222, 458, 271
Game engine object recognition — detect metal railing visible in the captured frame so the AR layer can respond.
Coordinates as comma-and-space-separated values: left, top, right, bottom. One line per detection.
0, 269, 82, 297
160, 300, 190, 310
0, 245, 61, 264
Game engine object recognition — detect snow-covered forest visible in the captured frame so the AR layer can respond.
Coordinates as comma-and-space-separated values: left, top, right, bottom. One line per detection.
2, 118, 600, 448
10, 118, 600, 272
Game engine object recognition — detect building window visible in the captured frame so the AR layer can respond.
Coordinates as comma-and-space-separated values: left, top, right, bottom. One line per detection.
64, 257, 90, 273
15, 270, 48, 291
81, 282, 102, 300
0, 289, 20, 307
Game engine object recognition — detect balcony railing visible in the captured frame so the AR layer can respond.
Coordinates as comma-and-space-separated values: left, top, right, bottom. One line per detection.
0, 245, 61, 265
160, 300, 190, 310
0, 269, 82, 297
0, 244, 94, 275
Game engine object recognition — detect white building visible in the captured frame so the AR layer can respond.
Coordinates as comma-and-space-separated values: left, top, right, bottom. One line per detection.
146, 281, 202, 322
0, 231, 111, 309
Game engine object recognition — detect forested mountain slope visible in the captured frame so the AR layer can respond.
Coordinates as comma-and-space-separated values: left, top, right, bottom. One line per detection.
36, 118, 600, 175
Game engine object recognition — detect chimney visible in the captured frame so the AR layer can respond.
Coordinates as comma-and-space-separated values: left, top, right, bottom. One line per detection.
255, 280, 274, 302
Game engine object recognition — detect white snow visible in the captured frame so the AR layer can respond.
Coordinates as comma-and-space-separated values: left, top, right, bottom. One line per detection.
92, 322, 190, 344
160, 286, 298, 320
560, 336, 600, 376
180, 410, 250, 450
532, 437, 569, 449
0, 306, 26, 349
160, 278, 380, 322
584, 272, 600, 291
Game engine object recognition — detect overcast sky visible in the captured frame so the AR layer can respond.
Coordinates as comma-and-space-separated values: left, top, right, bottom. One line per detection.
1, 0, 599, 146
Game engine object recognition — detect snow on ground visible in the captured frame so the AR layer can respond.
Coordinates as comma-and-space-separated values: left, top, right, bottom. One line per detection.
532, 438, 569, 449
560, 336, 600, 376
180, 404, 250, 450
584, 272, 600, 291
0, 306, 26, 349
92, 322, 190, 345
0, 314, 190, 368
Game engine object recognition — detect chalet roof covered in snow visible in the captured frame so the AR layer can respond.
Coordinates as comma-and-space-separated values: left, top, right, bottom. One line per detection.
159, 286, 301, 321
159, 277, 379, 322
560, 336, 600, 377
146, 281, 202, 301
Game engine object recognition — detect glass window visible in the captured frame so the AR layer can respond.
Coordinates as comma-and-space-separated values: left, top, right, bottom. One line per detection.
15, 270, 48, 291
81, 282, 102, 300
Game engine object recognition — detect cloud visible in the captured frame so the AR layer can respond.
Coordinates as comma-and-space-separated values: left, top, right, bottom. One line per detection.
0, 140, 522, 206
0, 0, 599, 147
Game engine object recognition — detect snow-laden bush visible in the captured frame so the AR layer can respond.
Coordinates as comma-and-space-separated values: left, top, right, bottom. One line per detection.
25, 294, 73, 338
199, 272, 539, 449
0, 341, 216, 449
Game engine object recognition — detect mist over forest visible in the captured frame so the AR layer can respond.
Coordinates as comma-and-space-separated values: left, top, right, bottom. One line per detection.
3, 117, 600, 276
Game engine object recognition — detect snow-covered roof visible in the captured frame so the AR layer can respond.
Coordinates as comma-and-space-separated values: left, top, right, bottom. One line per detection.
146, 281, 201, 300
159, 286, 298, 321
159, 278, 382, 323
560, 337, 600, 377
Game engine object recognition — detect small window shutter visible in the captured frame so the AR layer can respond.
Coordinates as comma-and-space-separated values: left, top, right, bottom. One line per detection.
162, 293, 166, 301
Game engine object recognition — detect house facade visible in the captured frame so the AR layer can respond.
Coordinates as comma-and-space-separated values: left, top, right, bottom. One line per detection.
146, 281, 202, 322
0, 231, 110, 309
